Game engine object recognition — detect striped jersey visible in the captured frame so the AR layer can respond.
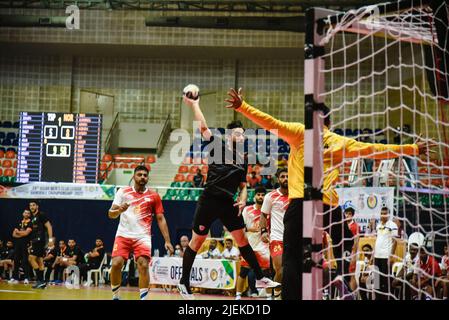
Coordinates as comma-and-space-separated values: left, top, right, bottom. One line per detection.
112, 186, 164, 239
261, 188, 289, 242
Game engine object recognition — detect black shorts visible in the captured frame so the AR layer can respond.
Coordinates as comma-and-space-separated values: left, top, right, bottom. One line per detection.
192, 193, 245, 236
29, 240, 45, 258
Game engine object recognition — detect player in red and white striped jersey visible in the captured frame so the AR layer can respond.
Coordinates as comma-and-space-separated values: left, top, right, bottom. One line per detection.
236, 187, 271, 299
108, 165, 174, 300
260, 167, 288, 299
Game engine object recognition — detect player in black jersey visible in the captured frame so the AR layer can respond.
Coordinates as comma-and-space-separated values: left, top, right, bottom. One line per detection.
177, 92, 280, 299
28, 200, 53, 289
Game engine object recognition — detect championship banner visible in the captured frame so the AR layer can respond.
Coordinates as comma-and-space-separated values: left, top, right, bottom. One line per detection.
335, 187, 395, 233
150, 257, 236, 290
0, 182, 116, 200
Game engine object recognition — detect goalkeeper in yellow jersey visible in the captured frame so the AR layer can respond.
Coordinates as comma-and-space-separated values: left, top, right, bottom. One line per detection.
225, 88, 435, 300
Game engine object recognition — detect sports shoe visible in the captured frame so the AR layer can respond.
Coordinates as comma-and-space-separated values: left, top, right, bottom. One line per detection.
177, 283, 194, 300
235, 294, 242, 300
258, 288, 268, 298
23, 279, 29, 285
32, 281, 47, 289
8, 278, 18, 284
255, 277, 281, 289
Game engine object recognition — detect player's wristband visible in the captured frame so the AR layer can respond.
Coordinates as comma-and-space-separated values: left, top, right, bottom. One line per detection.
261, 228, 268, 235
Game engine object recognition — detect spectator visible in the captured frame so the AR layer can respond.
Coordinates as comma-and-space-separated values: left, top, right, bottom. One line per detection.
247, 171, 261, 188
179, 235, 189, 258
260, 175, 273, 189
53, 240, 68, 283
222, 238, 239, 261
43, 239, 57, 283
59, 239, 83, 284
411, 247, 442, 299
343, 204, 360, 292
0, 240, 15, 280
366, 218, 377, 235
174, 244, 182, 257
343, 203, 360, 237
392, 217, 405, 239
358, 243, 375, 300
66, 239, 83, 265
373, 206, 399, 300
202, 239, 221, 259
10, 209, 33, 284
193, 169, 204, 188
437, 244, 449, 299
79, 239, 105, 285
392, 242, 420, 299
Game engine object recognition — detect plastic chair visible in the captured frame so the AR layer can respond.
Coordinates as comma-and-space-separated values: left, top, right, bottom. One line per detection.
178, 165, 188, 173
85, 254, 108, 286
147, 155, 156, 164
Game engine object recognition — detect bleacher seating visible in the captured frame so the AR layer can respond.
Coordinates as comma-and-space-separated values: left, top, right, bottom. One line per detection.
98, 153, 156, 183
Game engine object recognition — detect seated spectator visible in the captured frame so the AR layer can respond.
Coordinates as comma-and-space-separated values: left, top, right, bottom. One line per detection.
392, 242, 419, 299
260, 175, 273, 189
53, 240, 69, 283
247, 171, 261, 188
174, 244, 182, 257
202, 239, 222, 259
221, 238, 239, 261
179, 235, 190, 258
0, 240, 14, 280
43, 239, 57, 283
358, 243, 375, 300
411, 247, 442, 299
436, 244, 449, 299
79, 238, 105, 285
55, 239, 83, 280
193, 169, 204, 188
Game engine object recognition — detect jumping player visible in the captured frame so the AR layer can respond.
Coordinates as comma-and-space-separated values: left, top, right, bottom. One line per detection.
260, 167, 289, 299
108, 165, 174, 300
178, 93, 280, 300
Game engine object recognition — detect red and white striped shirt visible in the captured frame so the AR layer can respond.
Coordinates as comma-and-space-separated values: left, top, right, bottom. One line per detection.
261, 188, 289, 242
113, 186, 164, 239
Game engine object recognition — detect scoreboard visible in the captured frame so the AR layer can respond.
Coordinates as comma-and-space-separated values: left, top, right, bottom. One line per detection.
17, 112, 102, 184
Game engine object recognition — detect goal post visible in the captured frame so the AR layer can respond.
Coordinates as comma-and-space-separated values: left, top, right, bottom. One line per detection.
303, 0, 449, 300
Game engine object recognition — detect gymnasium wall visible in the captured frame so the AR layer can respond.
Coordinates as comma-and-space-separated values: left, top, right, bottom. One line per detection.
0, 8, 442, 143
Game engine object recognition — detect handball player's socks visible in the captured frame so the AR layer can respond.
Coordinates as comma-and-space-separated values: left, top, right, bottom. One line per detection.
112, 284, 121, 300
139, 288, 149, 300
177, 283, 194, 300
255, 277, 281, 289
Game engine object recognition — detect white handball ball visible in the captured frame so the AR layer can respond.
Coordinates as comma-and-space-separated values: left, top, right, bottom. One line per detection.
183, 84, 200, 100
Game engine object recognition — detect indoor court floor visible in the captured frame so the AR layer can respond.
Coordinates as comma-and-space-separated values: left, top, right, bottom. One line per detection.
0, 282, 253, 300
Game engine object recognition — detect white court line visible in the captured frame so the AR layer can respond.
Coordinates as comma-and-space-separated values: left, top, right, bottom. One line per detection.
0, 290, 36, 294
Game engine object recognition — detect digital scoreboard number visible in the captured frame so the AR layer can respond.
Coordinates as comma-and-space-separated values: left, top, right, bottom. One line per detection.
16, 112, 102, 184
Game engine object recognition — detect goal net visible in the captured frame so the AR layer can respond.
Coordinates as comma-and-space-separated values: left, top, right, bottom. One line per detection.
303, 0, 449, 300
